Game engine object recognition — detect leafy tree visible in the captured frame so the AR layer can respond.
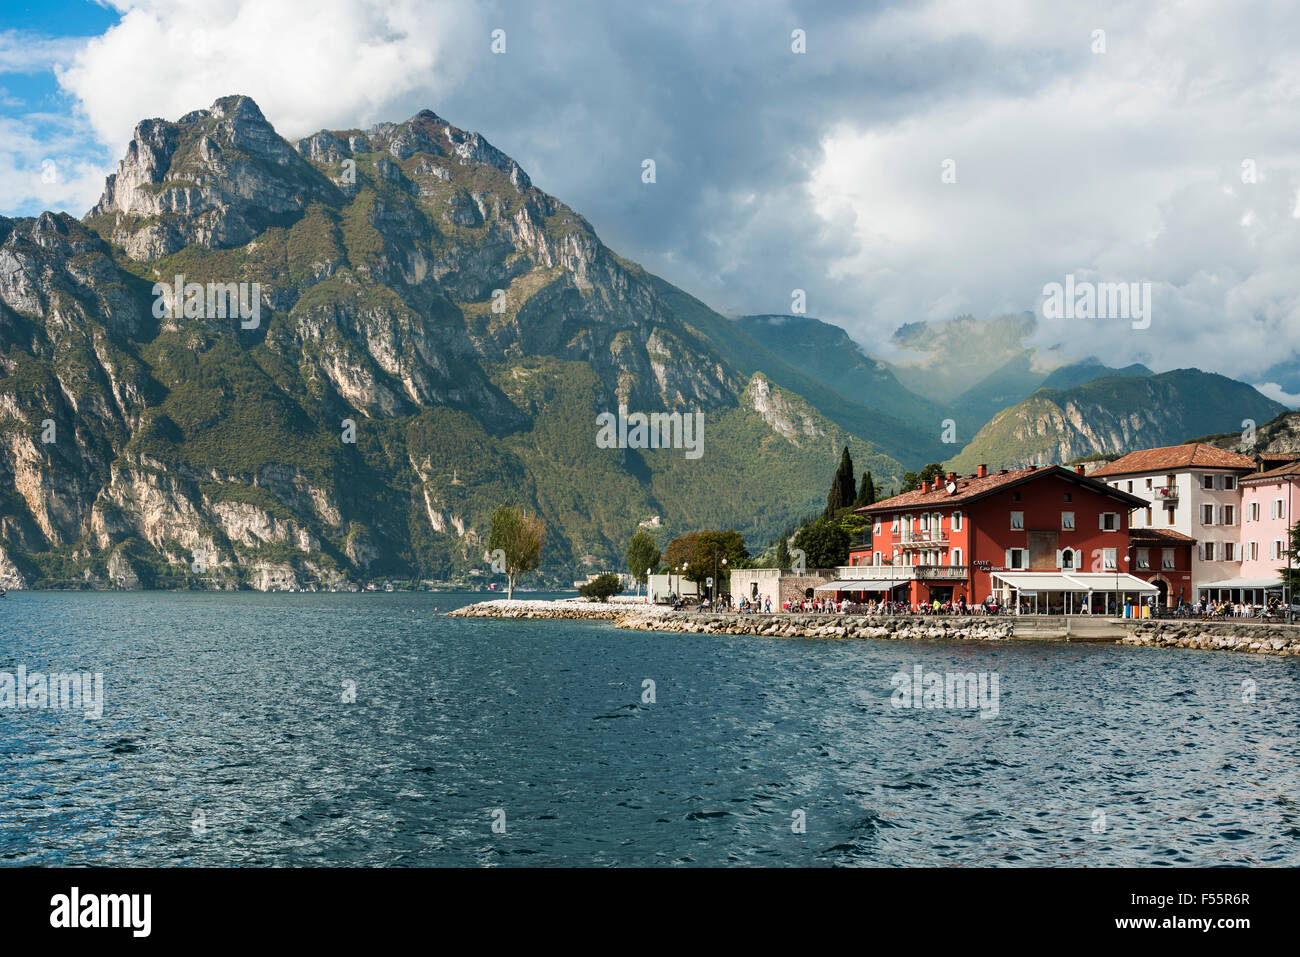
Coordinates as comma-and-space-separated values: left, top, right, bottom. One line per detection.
824, 446, 856, 517
900, 463, 944, 493
1281, 521, 1300, 597
625, 530, 661, 594
579, 573, 623, 602
663, 532, 701, 574
487, 504, 545, 599
791, 519, 850, 569
853, 470, 876, 508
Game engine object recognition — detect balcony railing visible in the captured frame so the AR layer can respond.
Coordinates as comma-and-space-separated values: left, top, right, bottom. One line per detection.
898, 529, 948, 547
836, 565, 967, 581
1153, 487, 1179, 502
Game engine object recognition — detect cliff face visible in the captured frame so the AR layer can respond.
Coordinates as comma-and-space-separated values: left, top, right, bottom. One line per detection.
943, 371, 1287, 472
0, 95, 900, 589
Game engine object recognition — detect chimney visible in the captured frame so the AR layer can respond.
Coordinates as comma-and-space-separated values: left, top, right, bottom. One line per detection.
1074, 464, 1086, 475
977, 464, 988, 478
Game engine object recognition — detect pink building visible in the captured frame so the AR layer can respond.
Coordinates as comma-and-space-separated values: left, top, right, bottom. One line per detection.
1237, 460, 1300, 595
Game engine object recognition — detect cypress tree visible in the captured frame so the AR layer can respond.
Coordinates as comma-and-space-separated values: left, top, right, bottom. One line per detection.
824, 446, 856, 517
854, 470, 876, 508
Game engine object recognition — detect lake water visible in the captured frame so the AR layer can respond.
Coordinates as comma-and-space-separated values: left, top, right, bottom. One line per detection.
1, 591, 1297, 866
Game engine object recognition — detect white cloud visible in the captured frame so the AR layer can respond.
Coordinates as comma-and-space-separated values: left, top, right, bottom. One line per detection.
1253, 382, 1300, 409
803, 0, 1300, 378
56, 0, 484, 154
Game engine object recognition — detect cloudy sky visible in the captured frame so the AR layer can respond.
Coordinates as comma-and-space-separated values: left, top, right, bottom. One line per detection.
3, 0, 1300, 402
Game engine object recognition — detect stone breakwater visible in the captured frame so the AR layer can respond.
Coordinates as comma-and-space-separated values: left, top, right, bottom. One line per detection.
448, 599, 674, 622
449, 601, 1014, 641
615, 613, 1014, 641
1122, 621, 1300, 655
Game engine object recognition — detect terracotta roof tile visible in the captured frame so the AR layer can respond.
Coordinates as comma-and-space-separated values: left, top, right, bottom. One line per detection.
1129, 528, 1196, 543
1090, 443, 1257, 477
1240, 459, 1300, 483
859, 464, 1148, 513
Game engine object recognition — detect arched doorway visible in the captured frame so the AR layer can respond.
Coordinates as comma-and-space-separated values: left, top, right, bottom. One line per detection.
1150, 576, 1169, 609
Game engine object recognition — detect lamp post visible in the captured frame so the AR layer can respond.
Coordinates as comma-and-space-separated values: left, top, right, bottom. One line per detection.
710, 552, 728, 609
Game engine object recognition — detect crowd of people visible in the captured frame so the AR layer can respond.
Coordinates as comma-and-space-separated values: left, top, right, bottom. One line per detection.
1186, 596, 1290, 620
667, 592, 1296, 619
669, 593, 1002, 615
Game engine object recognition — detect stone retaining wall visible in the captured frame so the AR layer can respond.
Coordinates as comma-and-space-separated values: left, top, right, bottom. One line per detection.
450, 601, 1300, 654
1122, 621, 1300, 655
615, 613, 1014, 641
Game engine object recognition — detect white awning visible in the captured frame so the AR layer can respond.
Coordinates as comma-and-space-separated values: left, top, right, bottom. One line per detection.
992, 571, 1158, 593
815, 579, 907, 591
1197, 577, 1283, 590
993, 573, 1080, 592
1063, 573, 1158, 593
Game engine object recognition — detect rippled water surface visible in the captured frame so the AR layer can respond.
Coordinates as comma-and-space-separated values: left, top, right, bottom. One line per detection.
1, 591, 1298, 866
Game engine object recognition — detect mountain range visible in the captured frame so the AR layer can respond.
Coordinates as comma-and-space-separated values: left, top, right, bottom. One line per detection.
0, 95, 1289, 588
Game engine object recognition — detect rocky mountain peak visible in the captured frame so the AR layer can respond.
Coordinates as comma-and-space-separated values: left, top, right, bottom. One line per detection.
85, 94, 338, 261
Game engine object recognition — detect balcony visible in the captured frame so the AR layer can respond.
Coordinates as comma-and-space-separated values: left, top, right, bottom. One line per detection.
836, 565, 967, 581
1153, 487, 1179, 502
898, 529, 949, 548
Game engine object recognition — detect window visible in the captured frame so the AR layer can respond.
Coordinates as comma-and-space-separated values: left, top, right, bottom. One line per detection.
1062, 511, 1075, 530
1144, 507, 1153, 526
1201, 474, 1215, 490
1011, 491, 1021, 501
1223, 505, 1235, 526
1061, 549, 1075, 569
1136, 548, 1150, 570
1103, 548, 1117, 570
1099, 512, 1120, 531
873, 551, 882, 566
1224, 475, 1237, 490
1202, 542, 1216, 561
1224, 542, 1238, 561
1166, 473, 1176, 489
891, 515, 900, 532
1272, 540, 1284, 561
1161, 548, 1174, 570
874, 519, 881, 535
951, 548, 963, 566
1249, 542, 1258, 561
1166, 507, 1176, 526
1007, 548, 1026, 569
1126, 480, 1133, 492
952, 511, 963, 531
1274, 499, 1286, 520
932, 512, 943, 534
1064, 492, 1072, 502
1010, 511, 1024, 530
1202, 504, 1215, 525
1248, 501, 1259, 522
1145, 478, 1153, 490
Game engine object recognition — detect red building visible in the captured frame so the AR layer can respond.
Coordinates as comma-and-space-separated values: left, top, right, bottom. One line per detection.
1126, 527, 1196, 608
845, 463, 1156, 612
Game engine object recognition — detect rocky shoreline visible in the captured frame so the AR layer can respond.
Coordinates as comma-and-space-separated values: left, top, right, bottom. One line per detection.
450, 600, 1300, 654
447, 599, 674, 622
1122, 620, 1300, 655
